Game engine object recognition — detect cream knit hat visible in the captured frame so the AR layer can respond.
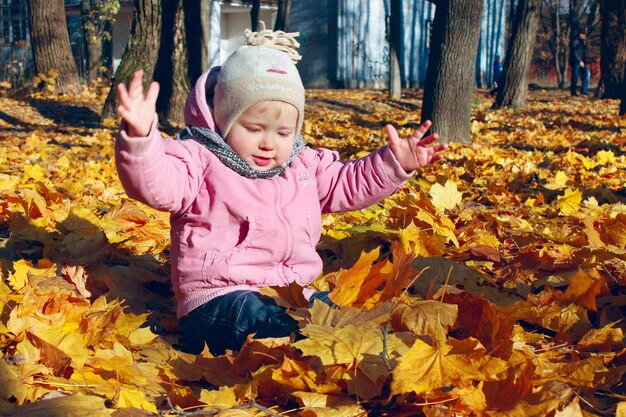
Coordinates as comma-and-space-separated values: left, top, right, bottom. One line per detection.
213, 22, 305, 139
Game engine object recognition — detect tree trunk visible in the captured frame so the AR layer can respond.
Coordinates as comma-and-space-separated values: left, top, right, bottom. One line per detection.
27, 0, 81, 94
274, 0, 292, 31
599, 0, 626, 99
494, 0, 540, 108
619, 70, 626, 116
81, 0, 103, 84
184, 0, 209, 84
389, 0, 402, 99
251, 0, 261, 31
421, 0, 484, 144
155, 0, 189, 127
101, 0, 161, 120
544, 0, 567, 89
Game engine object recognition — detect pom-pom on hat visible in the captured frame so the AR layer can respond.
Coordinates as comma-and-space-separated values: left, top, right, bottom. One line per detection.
213, 21, 305, 139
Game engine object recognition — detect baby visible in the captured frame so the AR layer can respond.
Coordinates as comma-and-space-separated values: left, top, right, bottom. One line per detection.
115, 24, 446, 355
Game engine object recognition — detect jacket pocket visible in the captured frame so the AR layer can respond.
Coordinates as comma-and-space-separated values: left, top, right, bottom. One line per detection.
201, 216, 256, 284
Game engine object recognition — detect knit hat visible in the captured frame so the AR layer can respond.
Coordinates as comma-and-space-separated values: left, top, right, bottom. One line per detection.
213, 22, 305, 139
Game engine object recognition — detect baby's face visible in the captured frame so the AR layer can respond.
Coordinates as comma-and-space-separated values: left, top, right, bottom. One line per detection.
227, 101, 298, 171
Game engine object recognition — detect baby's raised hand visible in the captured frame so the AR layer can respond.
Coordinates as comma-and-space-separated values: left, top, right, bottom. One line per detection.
386, 120, 447, 172
116, 69, 160, 137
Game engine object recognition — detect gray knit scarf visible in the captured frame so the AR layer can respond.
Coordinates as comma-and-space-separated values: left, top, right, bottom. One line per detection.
178, 126, 305, 179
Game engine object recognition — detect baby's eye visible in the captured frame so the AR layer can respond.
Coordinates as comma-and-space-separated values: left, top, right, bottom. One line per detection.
246, 127, 261, 133
278, 131, 292, 138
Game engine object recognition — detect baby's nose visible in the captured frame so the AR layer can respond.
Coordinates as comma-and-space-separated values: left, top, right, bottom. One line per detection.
260, 135, 276, 149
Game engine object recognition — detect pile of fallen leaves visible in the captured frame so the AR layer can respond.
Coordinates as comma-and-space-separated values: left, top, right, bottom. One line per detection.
0, 86, 625, 417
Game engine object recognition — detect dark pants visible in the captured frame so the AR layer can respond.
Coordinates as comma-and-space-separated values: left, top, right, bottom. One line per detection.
570, 64, 590, 95
180, 290, 334, 355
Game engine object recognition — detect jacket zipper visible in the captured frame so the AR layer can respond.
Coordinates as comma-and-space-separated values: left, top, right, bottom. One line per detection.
272, 179, 291, 283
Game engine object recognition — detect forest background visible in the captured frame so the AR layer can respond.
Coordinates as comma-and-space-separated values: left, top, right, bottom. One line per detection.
0, 0, 625, 416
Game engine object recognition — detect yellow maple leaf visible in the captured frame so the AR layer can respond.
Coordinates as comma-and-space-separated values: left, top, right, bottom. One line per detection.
558, 356, 608, 388
89, 343, 145, 385
604, 213, 626, 249
390, 300, 458, 336
0, 358, 30, 404
291, 392, 365, 417
578, 321, 624, 351
22, 164, 46, 183
391, 337, 509, 395
1, 393, 112, 416
544, 171, 570, 190
271, 357, 321, 392
556, 188, 582, 216
296, 324, 383, 366
114, 386, 158, 412
128, 326, 158, 345
7, 259, 56, 291
399, 221, 449, 257
596, 150, 616, 165
199, 386, 238, 410
429, 180, 463, 212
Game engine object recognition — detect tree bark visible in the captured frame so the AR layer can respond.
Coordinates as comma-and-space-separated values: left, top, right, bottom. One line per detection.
542, 0, 567, 89
389, 0, 403, 99
81, 0, 102, 84
251, 0, 261, 31
421, 0, 484, 144
101, 0, 161, 120
155, 0, 190, 127
619, 70, 626, 116
274, 0, 292, 31
494, 0, 540, 108
599, 0, 626, 99
183, 0, 210, 82
27, 0, 81, 94
81, 0, 119, 84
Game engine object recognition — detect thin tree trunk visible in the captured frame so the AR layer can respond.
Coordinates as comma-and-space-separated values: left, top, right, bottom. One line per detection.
599, 0, 626, 99
545, 0, 566, 89
184, 0, 209, 84
157, 0, 189, 127
421, 0, 484, 144
27, 0, 81, 94
101, 0, 161, 120
389, 0, 402, 99
619, 70, 626, 116
494, 0, 540, 108
81, 0, 103, 84
251, 0, 260, 31
274, 0, 292, 31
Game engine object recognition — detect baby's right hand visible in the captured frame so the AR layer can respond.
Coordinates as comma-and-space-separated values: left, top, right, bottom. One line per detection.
117, 69, 160, 137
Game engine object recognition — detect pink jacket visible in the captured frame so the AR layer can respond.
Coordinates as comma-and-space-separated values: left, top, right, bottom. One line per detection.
115, 70, 412, 318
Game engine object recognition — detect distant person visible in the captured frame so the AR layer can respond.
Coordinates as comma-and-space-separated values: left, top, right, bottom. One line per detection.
570, 29, 590, 96
490, 54, 503, 97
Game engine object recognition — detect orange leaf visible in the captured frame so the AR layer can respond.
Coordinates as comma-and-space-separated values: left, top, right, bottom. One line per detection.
564, 269, 603, 312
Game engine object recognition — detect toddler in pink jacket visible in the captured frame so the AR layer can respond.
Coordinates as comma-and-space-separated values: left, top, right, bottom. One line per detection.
115, 24, 446, 355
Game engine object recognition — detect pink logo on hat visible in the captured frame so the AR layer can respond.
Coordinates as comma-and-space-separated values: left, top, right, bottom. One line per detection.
259, 49, 289, 75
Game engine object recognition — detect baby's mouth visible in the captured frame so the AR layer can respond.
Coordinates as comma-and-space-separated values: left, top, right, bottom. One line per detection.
252, 156, 273, 167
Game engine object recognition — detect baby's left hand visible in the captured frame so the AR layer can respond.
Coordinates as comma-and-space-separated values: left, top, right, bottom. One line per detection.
386, 120, 447, 172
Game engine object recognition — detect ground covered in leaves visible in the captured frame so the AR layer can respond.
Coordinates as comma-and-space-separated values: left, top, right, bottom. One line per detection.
0, 86, 625, 417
